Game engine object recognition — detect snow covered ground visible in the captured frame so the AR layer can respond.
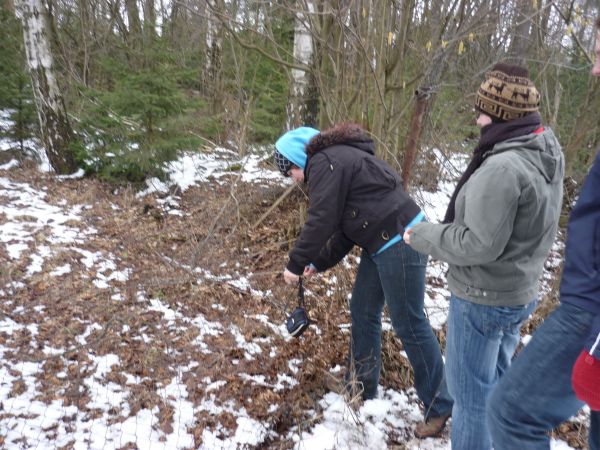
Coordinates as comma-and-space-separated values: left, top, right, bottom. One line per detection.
0, 120, 583, 449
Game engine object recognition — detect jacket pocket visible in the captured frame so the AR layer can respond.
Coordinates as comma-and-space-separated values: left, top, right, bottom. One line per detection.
342, 206, 377, 245
362, 158, 397, 190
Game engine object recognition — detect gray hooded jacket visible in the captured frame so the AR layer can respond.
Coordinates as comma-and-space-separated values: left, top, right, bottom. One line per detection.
410, 128, 564, 306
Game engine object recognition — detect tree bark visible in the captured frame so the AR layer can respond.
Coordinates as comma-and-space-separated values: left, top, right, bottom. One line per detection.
286, 0, 316, 129
204, 2, 223, 104
4, 0, 15, 13
125, 0, 142, 49
77, 0, 91, 85
400, 0, 449, 189
143, 0, 156, 41
15, 0, 77, 173
508, 0, 534, 63
401, 87, 430, 190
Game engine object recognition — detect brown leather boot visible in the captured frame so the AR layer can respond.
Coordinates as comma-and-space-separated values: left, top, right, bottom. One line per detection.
414, 413, 451, 438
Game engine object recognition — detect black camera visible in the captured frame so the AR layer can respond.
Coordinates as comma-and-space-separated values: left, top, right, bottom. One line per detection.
287, 306, 310, 337
286, 278, 310, 338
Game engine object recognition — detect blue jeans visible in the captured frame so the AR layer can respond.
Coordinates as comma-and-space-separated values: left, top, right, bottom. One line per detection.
445, 294, 536, 450
349, 241, 453, 418
487, 302, 600, 450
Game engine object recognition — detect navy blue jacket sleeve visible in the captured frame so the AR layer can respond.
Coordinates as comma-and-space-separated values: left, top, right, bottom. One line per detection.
311, 231, 355, 272
559, 151, 600, 358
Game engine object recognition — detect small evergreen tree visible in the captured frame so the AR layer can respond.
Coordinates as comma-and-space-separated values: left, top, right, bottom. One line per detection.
76, 42, 204, 182
0, 5, 38, 157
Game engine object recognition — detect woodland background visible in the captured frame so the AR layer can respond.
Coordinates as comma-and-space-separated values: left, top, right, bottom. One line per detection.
0, 1, 599, 449
1, 0, 599, 185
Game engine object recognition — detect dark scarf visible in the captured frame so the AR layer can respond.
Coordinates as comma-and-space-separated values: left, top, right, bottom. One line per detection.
443, 112, 542, 224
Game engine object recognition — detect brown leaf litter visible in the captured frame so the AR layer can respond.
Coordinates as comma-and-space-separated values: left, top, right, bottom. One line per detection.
0, 166, 587, 449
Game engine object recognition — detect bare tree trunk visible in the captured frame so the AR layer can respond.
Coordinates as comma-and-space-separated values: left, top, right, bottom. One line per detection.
144, 0, 156, 41
206, 20, 222, 103
401, 0, 449, 189
170, 0, 207, 64
401, 0, 494, 189
15, 0, 77, 173
575, 0, 593, 50
203, 3, 223, 105
533, 0, 549, 51
169, 0, 184, 48
286, 0, 316, 128
77, 0, 91, 85
106, 0, 130, 45
125, 0, 142, 49
508, 0, 534, 63
4, 0, 14, 13
401, 83, 435, 190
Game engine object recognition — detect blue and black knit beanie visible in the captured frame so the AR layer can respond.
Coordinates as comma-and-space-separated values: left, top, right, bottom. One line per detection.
274, 127, 320, 176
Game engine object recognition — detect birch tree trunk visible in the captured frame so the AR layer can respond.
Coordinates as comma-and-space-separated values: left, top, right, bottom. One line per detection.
204, 7, 223, 104
285, 0, 316, 129
15, 0, 77, 173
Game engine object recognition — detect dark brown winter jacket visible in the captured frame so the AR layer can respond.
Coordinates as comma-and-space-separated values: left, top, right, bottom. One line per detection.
286, 124, 420, 275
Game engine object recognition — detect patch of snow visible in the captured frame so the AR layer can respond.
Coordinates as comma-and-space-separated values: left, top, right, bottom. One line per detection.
230, 325, 262, 359
0, 159, 19, 170
49, 263, 71, 276
57, 168, 85, 179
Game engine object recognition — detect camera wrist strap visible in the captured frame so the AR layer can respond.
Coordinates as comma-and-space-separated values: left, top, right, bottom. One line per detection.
297, 278, 305, 308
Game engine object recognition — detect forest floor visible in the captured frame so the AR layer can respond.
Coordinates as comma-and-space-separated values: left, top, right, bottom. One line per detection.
0, 146, 590, 449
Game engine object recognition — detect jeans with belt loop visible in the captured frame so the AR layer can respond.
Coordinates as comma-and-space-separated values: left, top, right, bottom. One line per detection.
445, 293, 537, 450
349, 240, 453, 419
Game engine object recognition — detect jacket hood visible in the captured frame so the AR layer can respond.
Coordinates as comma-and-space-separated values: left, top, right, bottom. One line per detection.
489, 128, 564, 183
306, 123, 375, 156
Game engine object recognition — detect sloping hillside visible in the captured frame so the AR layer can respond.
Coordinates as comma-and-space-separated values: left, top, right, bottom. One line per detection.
0, 148, 585, 450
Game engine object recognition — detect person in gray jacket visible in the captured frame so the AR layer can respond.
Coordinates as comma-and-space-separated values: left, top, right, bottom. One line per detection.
404, 63, 564, 450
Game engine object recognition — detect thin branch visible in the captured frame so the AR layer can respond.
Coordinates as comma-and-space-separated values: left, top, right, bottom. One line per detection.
550, 0, 594, 64
252, 183, 296, 229
175, 0, 310, 72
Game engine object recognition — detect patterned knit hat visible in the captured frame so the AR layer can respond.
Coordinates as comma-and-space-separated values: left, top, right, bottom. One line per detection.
475, 63, 540, 122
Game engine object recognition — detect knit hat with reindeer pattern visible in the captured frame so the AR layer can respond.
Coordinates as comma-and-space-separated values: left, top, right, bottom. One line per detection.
475, 63, 540, 122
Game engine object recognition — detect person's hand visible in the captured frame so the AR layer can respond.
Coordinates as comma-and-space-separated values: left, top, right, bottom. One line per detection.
403, 228, 413, 245
303, 265, 317, 279
283, 269, 300, 285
